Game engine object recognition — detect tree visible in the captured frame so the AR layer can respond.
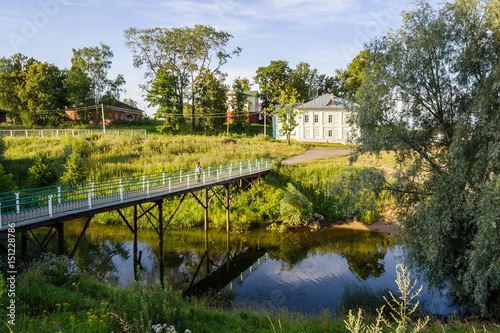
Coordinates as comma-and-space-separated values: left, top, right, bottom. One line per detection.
28, 152, 56, 188
196, 71, 226, 134
70, 43, 124, 104
274, 88, 303, 145
351, 0, 500, 316
335, 50, 369, 98
61, 151, 87, 184
230, 77, 251, 133
0, 53, 37, 123
64, 66, 93, 108
124, 25, 240, 130
290, 61, 318, 102
122, 98, 138, 108
254, 60, 292, 108
146, 69, 181, 133
17, 61, 67, 127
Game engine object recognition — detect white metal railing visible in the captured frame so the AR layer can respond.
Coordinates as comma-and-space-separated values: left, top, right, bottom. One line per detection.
0, 129, 147, 138
0, 158, 274, 228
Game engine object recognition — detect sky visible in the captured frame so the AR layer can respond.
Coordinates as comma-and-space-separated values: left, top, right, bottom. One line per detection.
0, 0, 409, 116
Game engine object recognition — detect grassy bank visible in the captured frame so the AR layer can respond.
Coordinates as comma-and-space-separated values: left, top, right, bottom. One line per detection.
1, 258, 497, 333
2, 134, 304, 189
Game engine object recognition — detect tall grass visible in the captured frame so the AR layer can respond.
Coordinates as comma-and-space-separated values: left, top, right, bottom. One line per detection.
2, 135, 304, 189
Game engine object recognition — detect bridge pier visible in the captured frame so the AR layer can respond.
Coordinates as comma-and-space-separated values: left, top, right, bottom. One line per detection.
56, 223, 64, 256
157, 200, 164, 287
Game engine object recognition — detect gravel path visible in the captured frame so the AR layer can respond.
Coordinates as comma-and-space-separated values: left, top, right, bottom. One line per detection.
283, 148, 352, 165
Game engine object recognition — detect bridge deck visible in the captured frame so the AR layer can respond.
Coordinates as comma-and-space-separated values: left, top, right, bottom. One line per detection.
0, 159, 274, 235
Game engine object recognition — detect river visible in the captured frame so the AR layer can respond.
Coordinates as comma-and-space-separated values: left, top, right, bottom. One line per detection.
57, 220, 453, 315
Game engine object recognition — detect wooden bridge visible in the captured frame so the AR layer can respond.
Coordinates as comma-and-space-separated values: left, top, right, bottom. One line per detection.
0, 158, 275, 284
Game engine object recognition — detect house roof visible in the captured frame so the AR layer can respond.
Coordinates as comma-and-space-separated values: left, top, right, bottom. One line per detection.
0, 109, 8, 114
301, 94, 344, 109
110, 100, 143, 112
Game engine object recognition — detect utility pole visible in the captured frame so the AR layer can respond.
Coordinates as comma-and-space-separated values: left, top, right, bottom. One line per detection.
101, 103, 106, 135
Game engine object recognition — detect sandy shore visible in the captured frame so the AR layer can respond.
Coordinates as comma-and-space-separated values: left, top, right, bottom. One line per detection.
330, 219, 401, 234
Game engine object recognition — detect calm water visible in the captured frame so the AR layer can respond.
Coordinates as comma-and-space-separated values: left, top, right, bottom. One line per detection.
59, 220, 453, 315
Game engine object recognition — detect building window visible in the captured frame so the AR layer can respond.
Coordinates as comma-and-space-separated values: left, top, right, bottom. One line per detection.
328, 130, 333, 137
328, 115, 333, 123
314, 114, 319, 123
304, 114, 309, 123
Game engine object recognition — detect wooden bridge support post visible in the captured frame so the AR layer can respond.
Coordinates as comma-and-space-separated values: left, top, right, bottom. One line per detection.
204, 188, 209, 231
157, 200, 164, 287
56, 223, 64, 256
225, 185, 230, 233
133, 205, 138, 280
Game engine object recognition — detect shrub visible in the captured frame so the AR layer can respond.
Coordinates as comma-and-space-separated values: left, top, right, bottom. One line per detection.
328, 167, 386, 223
279, 183, 312, 227
61, 151, 88, 184
31, 253, 81, 286
28, 152, 56, 188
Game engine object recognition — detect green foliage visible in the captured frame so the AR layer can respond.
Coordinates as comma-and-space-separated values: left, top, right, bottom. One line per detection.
61, 150, 88, 184
0, 163, 14, 192
352, 0, 500, 315
274, 88, 303, 146
17, 61, 67, 113
147, 68, 183, 134
254, 60, 292, 107
196, 71, 227, 134
27, 152, 56, 188
343, 264, 429, 333
70, 43, 124, 105
124, 24, 241, 131
335, 50, 369, 98
30, 254, 82, 287
328, 167, 386, 223
230, 77, 250, 133
280, 183, 312, 227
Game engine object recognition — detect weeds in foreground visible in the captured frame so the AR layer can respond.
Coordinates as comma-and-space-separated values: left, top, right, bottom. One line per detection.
344, 264, 430, 333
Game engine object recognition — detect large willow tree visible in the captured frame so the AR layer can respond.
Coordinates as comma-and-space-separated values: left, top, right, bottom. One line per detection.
351, 0, 500, 315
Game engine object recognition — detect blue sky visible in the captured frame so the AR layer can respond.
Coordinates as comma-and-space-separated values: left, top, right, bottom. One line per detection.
1, 0, 408, 116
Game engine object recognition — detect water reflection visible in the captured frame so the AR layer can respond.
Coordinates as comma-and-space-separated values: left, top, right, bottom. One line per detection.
51, 221, 450, 314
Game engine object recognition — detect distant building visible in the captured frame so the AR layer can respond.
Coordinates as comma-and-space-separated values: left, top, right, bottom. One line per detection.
273, 94, 356, 143
64, 101, 143, 125
226, 90, 260, 124
0, 109, 8, 123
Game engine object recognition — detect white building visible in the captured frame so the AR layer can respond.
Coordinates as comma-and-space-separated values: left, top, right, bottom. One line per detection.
272, 93, 356, 143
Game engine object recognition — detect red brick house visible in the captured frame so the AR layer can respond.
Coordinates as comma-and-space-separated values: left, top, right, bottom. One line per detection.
64, 101, 143, 125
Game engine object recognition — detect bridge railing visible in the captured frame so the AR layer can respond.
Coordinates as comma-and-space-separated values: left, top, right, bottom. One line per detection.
0, 158, 275, 226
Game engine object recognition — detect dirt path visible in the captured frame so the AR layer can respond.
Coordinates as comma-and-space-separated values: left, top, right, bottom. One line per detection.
283, 148, 352, 165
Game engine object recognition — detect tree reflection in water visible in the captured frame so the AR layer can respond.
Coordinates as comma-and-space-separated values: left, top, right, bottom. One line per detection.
55, 220, 395, 292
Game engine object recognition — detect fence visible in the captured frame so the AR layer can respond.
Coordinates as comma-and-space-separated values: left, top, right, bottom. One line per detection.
0, 158, 274, 226
0, 129, 147, 138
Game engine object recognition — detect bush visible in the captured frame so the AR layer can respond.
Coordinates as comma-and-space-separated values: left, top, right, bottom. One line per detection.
61, 150, 88, 184
31, 253, 81, 286
328, 167, 386, 223
28, 152, 56, 188
280, 183, 312, 227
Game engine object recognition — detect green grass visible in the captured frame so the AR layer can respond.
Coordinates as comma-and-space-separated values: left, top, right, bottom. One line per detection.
2, 262, 498, 333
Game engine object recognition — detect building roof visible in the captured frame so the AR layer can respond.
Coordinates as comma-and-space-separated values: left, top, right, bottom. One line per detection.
110, 100, 143, 113
0, 109, 8, 114
301, 94, 344, 109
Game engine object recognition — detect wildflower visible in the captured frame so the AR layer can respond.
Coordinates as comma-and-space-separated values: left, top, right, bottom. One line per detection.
101, 302, 108, 306
185, 330, 192, 333
55, 304, 61, 307
63, 303, 69, 306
